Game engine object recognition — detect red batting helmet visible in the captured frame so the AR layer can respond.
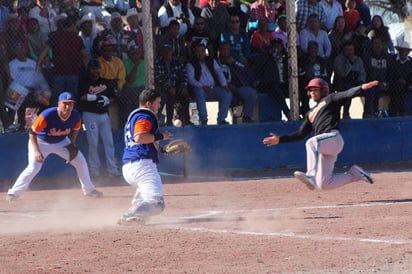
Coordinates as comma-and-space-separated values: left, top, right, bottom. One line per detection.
305, 78, 330, 96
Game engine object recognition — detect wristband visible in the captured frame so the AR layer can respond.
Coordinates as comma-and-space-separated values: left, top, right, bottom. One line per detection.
87, 94, 97, 101
154, 132, 163, 141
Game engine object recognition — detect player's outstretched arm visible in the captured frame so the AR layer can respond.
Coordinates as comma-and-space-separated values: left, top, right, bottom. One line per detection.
361, 81, 379, 90
263, 133, 280, 146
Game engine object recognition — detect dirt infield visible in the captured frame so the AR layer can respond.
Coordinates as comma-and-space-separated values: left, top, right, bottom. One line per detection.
1, 170, 411, 273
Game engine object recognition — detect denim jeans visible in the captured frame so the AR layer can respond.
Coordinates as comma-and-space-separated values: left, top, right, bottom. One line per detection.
192, 86, 232, 123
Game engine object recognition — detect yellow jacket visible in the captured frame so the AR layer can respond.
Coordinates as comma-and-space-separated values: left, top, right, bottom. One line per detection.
97, 56, 126, 90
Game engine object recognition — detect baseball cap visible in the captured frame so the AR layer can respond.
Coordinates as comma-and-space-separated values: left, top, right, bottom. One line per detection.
58, 92, 75, 102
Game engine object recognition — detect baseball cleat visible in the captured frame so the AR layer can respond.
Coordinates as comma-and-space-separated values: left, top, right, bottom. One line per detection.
294, 171, 316, 190
85, 189, 103, 198
117, 215, 145, 226
5, 194, 18, 202
352, 165, 374, 184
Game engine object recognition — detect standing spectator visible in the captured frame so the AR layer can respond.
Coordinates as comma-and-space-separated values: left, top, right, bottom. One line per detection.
201, 0, 230, 43
296, 0, 327, 32
249, 0, 277, 24
185, 16, 215, 60
343, 0, 360, 32
186, 42, 232, 125
299, 14, 331, 60
78, 59, 121, 178
355, 0, 371, 27
362, 36, 390, 118
36, 15, 89, 105
272, 14, 300, 52
97, 38, 126, 129
117, 89, 173, 225
79, 0, 110, 23
220, 14, 250, 65
332, 41, 366, 119
157, 19, 187, 63
118, 43, 145, 128
298, 41, 328, 116
125, 8, 144, 54
0, 43, 12, 131
216, 42, 257, 123
0, 14, 29, 62
155, 43, 191, 126
188, 0, 202, 18
59, 0, 81, 21
320, 0, 343, 32
29, 0, 57, 36
0, 0, 10, 33
26, 17, 48, 61
387, 41, 412, 116
367, 15, 394, 54
78, 13, 97, 60
6, 92, 103, 201
158, 0, 195, 36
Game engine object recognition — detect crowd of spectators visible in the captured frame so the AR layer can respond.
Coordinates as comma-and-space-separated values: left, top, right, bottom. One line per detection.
0, 0, 410, 134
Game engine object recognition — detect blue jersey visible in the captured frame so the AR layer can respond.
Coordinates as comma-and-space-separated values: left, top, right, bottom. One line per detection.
122, 108, 160, 164
31, 107, 82, 143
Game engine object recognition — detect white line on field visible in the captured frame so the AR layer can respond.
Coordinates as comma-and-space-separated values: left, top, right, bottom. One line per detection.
179, 200, 412, 219
177, 227, 412, 245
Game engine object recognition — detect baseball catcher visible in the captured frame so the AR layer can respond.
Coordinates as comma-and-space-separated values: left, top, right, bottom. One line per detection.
162, 139, 192, 155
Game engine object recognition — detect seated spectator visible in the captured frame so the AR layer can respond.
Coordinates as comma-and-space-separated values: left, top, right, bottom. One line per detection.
250, 18, 275, 54
343, 0, 360, 32
78, 59, 120, 178
368, 15, 394, 54
298, 41, 328, 116
332, 41, 366, 119
185, 16, 215, 60
59, 0, 81, 22
272, 14, 301, 52
296, 0, 327, 32
155, 43, 192, 126
220, 14, 250, 65
8, 41, 51, 131
249, 0, 277, 26
387, 41, 412, 116
118, 44, 145, 128
362, 36, 390, 118
216, 41, 257, 123
26, 17, 48, 61
227, 0, 249, 30
201, 0, 230, 43
327, 15, 352, 76
351, 20, 370, 57
158, 0, 195, 36
319, 0, 343, 32
0, 14, 29, 62
299, 14, 331, 60
186, 42, 232, 125
157, 19, 187, 63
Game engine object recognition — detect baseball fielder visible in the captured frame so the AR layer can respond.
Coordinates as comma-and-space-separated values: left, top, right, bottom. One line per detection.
263, 78, 378, 190
118, 89, 173, 225
6, 92, 103, 201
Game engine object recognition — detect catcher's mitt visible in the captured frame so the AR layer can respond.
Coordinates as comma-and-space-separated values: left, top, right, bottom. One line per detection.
65, 143, 79, 163
162, 139, 192, 155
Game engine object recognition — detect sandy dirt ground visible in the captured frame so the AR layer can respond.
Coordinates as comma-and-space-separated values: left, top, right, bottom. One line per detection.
0, 168, 412, 274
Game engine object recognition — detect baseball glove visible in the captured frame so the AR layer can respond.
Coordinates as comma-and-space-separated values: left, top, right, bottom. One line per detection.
65, 143, 79, 163
162, 139, 192, 155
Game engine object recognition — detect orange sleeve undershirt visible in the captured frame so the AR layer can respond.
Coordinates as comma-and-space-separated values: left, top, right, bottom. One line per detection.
133, 119, 153, 139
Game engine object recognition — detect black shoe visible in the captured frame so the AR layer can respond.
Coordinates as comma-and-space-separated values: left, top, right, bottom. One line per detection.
217, 120, 229, 125
242, 116, 254, 123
